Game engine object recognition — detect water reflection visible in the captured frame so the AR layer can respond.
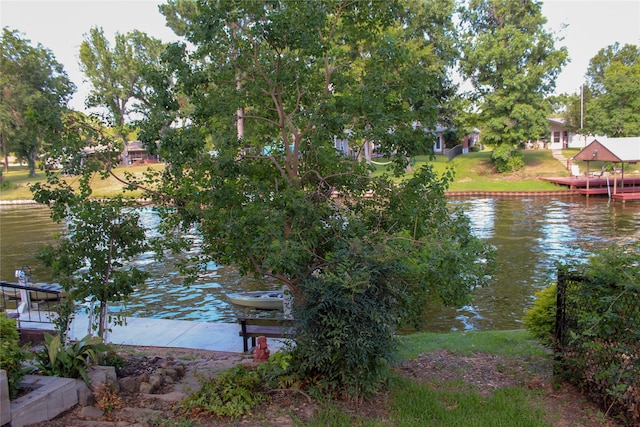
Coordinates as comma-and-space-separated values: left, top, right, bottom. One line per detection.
1, 196, 639, 330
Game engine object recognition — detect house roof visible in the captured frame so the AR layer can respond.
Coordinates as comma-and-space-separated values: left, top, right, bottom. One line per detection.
548, 118, 565, 126
573, 137, 640, 162
125, 140, 145, 151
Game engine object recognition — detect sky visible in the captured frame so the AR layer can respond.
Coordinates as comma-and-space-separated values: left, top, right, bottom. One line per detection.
1, 0, 639, 113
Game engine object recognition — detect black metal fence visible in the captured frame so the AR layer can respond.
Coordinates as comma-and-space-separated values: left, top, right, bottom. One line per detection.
555, 267, 640, 425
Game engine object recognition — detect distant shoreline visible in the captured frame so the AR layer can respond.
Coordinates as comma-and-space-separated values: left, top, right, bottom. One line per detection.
0, 190, 581, 206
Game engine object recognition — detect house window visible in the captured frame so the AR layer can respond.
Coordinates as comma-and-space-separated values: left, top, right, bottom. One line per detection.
553, 131, 561, 143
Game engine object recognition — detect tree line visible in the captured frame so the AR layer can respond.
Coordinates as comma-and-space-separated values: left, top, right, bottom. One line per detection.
1, 0, 638, 398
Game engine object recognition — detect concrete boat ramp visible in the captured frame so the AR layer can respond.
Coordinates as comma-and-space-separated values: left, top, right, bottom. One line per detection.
24, 314, 287, 354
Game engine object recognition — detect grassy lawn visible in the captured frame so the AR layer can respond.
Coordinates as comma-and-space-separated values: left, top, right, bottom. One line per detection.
372, 149, 570, 191
0, 163, 164, 200
304, 330, 604, 427
0, 149, 572, 201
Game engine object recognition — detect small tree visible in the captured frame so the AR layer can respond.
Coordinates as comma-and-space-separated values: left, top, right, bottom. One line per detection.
32, 119, 149, 340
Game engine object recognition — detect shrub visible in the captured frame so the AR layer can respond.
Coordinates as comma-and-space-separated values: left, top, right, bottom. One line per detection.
0, 313, 29, 399
523, 284, 557, 346
180, 364, 264, 418
491, 144, 525, 172
292, 262, 399, 402
34, 333, 109, 384
557, 243, 640, 425
178, 352, 301, 420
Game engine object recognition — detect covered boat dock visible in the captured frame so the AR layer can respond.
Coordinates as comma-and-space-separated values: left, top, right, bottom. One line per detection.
542, 137, 640, 201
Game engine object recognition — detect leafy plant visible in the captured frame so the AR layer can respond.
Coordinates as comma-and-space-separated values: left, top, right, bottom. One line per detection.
179, 364, 264, 419
34, 333, 109, 384
523, 283, 557, 346
0, 313, 29, 399
292, 261, 399, 402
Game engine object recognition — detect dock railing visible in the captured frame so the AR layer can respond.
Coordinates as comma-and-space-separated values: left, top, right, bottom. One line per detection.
0, 280, 60, 327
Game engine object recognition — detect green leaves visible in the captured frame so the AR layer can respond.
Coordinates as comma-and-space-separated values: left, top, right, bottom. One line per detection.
79, 27, 165, 135
0, 28, 74, 177
584, 43, 640, 137
0, 313, 29, 399
135, 0, 494, 399
34, 175, 150, 338
459, 0, 568, 149
35, 333, 109, 385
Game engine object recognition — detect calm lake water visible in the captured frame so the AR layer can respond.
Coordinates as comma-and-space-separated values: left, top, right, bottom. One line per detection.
1, 196, 639, 331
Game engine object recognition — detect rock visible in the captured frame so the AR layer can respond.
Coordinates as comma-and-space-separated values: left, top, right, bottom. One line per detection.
174, 364, 185, 377
139, 381, 154, 394
88, 365, 120, 393
164, 367, 178, 380
0, 370, 10, 426
148, 374, 163, 390
118, 406, 164, 419
119, 376, 139, 393
76, 378, 95, 406
144, 391, 187, 403
79, 405, 104, 419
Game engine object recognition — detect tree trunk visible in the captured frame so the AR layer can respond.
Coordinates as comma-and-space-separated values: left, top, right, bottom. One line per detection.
98, 302, 109, 340
1, 133, 8, 174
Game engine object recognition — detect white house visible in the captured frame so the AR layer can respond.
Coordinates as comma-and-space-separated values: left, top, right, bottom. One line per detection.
333, 125, 480, 159
547, 118, 589, 149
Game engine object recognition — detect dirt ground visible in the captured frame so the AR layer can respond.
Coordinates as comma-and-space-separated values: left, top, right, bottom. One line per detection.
28, 345, 620, 427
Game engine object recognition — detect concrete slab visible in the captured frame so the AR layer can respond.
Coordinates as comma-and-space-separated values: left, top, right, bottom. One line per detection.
10, 375, 77, 427
65, 314, 292, 354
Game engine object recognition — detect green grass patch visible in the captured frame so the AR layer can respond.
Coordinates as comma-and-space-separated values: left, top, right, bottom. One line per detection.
0, 164, 164, 200
397, 330, 550, 360
304, 330, 555, 426
387, 378, 549, 427
372, 150, 569, 192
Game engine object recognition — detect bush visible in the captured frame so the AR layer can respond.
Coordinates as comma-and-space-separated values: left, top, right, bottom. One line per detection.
0, 313, 29, 399
491, 145, 525, 172
34, 333, 109, 384
292, 261, 400, 402
557, 244, 640, 425
523, 284, 557, 346
178, 352, 299, 420
180, 364, 264, 418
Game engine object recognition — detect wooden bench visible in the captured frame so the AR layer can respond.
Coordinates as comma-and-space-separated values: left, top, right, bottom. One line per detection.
238, 316, 296, 353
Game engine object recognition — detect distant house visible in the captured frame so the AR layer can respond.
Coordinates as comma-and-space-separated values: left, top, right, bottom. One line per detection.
547, 118, 588, 149
333, 125, 480, 159
415, 124, 480, 155
121, 141, 159, 165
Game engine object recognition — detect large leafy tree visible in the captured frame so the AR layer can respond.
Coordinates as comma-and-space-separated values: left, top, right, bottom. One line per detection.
79, 27, 165, 143
583, 43, 640, 137
458, 0, 567, 149
0, 28, 74, 176
129, 0, 494, 398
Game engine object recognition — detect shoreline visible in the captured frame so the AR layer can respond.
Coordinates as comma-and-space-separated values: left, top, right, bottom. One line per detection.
0, 190, 580, 206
